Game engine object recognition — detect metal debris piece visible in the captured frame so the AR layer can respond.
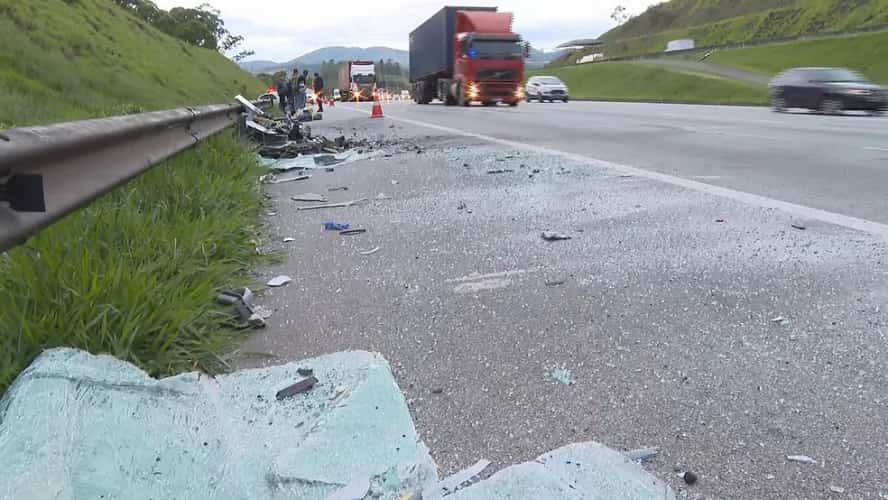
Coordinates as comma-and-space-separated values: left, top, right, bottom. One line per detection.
683, 471, 698, 485
486, 169, 514, 174
791, 224, 807, 231
326, 477, 370, 500
625, 447, 659, 463
339, 229, 367, 236
247, 313, 266, 329
541, 231, 572, 241
216, 292, 242, 306
715, 219, 726, 223
291, 193, 328, 202
314, 155, 346, 167
545, 279, 566, 287
436, 459, 491, 495
234, 287, 254, 306
266, 275, 292, 287
328, 186, 349, 192
787, 455, 818, 465
270, 175, 310, 184
266, 212, 278, 216
829, 486, 845, 494
283, 237, 295, 243
296, 198, 368, 211
457, 201, 467, 210
360, 246, 380, 256
375, 193, 392, 200
296, 367, 313, 377
431, 388, 444, 394
275, 376, 318, 400
391, 179, 399, 185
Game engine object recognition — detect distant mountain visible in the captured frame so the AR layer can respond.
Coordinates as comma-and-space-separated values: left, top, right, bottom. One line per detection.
240, 47, 408, 74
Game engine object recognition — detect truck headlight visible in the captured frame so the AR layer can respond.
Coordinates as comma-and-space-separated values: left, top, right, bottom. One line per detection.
515, 87, 525, 100
467, 82, 479, 99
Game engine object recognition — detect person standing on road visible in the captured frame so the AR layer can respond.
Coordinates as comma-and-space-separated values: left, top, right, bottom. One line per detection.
287, 69, 300, 115
313, 72, 325, 112
275, 76, 289, 114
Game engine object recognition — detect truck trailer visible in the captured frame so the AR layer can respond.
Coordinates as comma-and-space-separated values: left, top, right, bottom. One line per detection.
338, 61, 376, 102
409, 6, 525, 106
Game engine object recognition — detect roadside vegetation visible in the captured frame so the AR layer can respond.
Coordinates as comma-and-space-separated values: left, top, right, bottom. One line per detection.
560, 0, 888, 61
529, 62, 768, 105
0, 0, 267, 393
708, 30, 888, 83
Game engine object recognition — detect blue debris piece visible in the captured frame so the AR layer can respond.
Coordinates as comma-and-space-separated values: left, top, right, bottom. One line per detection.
324, 222, 350, 231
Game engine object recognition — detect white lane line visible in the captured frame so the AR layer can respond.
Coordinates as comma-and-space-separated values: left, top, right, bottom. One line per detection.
865, 146, 888, 152
339, 106, 888, 240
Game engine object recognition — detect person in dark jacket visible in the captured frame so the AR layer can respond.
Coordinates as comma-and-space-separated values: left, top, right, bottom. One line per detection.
275, 77, 289, 113
313, 72, 325, 112
287, 69, 301, 113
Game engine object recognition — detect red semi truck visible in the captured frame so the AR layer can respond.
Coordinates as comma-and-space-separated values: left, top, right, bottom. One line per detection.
409, 6, 526, 106
338, 61, 377, 102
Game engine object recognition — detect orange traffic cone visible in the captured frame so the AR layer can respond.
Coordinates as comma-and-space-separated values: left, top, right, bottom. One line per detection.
371, 94, 384, 118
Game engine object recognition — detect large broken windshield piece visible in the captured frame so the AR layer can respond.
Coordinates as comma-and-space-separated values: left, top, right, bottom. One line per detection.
0, 349, 674, 499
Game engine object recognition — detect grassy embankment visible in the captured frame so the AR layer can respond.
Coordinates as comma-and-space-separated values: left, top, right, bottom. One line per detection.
593, 0, 888, 59
0, 0, 267, 393
528, 62, 768, 105
708, 30, 888, 83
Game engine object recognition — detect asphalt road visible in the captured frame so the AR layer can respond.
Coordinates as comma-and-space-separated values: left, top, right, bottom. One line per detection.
240, 101, 888, 499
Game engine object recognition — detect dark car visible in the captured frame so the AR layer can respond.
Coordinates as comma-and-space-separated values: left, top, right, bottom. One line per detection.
769, 67, 887, 115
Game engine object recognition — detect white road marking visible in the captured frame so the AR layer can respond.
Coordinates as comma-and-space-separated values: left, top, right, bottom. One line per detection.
341, 106, 888, 240
865, 146, 888, 152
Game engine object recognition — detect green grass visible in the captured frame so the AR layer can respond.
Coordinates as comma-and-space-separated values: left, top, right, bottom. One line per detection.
576, 0, 888, 60
529, 62, 768, 105
709, 30, 888, 83
0, 0, 269, 393
0, 0, 265, 127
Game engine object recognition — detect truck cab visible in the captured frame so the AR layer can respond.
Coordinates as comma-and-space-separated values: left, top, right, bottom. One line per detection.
453, 28, 525, 105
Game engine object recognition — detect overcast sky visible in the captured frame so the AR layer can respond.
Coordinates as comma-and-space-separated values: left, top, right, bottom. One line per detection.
154, 0, 661, 62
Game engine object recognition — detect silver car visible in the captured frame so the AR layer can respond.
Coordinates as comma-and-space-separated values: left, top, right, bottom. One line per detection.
526, 76, 569, 102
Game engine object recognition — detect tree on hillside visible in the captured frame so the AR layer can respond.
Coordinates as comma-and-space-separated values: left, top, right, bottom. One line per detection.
111, 0, 253, 59
611, 5, 631, 25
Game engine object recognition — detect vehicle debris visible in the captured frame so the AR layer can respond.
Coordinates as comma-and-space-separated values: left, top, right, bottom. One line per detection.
268, 174, 311, 184
550, 367, 575, 385
297, 367, 313, 377
360, 246, 380, 256
275, 376, 319, 400
715, 219, 726, 223
457, 201, 467, 210
267, 275, 292, 287
296, 198, 368, 211
771, 316, 791, 326
829, 486, 845, 494
436, 459, 491, 495
541, 231, 572, 241
791, 223, 807, 230
324, 222, 351, 231
624, 447, 659, 463
787, 454, 818, 465
326, 477, 370, 500
375, 193, 392, 200
339, 229, 367, 236
683, 471, 698, 485
328, 186, 349, 191
545, 279, 566, 287
486, 168, 514, 174
283, 237, 295, 243
291, 193, 328, 202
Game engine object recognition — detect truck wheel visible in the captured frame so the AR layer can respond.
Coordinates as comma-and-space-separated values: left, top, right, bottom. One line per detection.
509, 101, 518, 107
457, 82, 469, 106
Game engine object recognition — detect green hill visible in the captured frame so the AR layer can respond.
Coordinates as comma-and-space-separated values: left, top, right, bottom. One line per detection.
0, 0, 267, 393
596, 0, 888, 58
0, 0, 265, 127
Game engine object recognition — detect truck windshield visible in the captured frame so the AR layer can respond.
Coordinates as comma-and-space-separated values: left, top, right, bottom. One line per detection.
470, 39, 523, 60
353, 74, 375, 84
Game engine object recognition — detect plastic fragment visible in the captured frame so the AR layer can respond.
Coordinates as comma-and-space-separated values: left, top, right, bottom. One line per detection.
550, 368, 575, 386
267, 275, 292, 287
340, 229, 367, 236
829, 486, 845, 494
324, 222, 350, 231
360, 246, 380, 256
296, 198, 367, 211
283, 237, 295, 243
291, 193, 328, 202
786, 455, 818, 465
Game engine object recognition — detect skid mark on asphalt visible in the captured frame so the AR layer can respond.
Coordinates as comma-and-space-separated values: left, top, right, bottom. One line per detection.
341, 106, 888, 241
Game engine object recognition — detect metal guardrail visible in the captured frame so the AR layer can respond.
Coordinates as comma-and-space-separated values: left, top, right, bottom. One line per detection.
0, 103, 248, 252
